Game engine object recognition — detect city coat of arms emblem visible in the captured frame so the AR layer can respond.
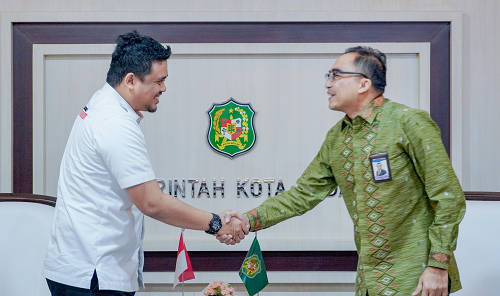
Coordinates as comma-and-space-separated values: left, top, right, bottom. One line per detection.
206, 98, 256, 159
241, 255, 262, 278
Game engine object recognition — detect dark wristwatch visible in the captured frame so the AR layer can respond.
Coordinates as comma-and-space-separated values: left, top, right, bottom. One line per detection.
205, 213, 222, 235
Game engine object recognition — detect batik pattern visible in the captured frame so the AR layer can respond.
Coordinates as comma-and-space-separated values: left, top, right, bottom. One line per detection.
247, 97, 465, 296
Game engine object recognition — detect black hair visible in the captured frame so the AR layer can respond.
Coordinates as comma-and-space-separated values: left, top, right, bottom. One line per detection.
106, 31, 171, 87
344, 46, 387, 93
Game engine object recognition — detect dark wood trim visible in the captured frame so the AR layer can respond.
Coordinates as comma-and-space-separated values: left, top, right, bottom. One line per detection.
12, 21, 452, 193
144, 250, 358, 272
429, 24, 451, 156
13, 22, 451, 44
0, 193, 56, 207
12, 26, 34, 194
464, 191, 500, 201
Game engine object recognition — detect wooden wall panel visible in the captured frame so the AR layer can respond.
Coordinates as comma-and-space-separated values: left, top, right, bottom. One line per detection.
12, 21, 461, 272
13, 22, 452, 193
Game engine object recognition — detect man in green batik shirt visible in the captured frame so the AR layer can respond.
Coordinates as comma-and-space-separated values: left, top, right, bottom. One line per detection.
219, 46, 466, 296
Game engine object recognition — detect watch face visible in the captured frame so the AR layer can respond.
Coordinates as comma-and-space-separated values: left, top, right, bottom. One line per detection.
213, 217, 222, 231
207, 213, 222, 234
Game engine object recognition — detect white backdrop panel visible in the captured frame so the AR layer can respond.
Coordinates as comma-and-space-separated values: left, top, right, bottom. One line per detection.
36, 43, 427, 251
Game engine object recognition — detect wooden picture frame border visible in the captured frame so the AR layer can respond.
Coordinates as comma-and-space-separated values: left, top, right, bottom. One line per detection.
11, 21, 456, 272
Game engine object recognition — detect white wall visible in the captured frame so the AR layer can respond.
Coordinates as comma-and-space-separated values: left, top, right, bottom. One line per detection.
32, 43, 426, 252
454, 200, 500, 296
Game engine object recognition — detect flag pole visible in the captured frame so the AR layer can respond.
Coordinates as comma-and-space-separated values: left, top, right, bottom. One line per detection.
182, 228, 185, 296
182, 272, 185, 296
255, 231, 259, 296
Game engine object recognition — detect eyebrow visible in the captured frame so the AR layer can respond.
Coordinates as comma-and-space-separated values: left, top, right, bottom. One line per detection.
330, 68, 342, 72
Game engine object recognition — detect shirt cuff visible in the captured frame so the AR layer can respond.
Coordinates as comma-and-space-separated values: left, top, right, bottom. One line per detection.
427, 248, 452, 270
245, 209, 262, 232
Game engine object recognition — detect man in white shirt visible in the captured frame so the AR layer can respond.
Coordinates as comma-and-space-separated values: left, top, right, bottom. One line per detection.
43, 31, 248, 296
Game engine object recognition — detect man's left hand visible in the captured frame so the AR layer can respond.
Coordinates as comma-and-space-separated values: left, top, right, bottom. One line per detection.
412, 266, 448, 296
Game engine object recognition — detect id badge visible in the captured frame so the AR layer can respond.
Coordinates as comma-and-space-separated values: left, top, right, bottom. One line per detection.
369, 152, 392, 183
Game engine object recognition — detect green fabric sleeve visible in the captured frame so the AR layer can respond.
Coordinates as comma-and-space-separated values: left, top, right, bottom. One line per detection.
246, 130, 338, 231
402, 109, 466, 269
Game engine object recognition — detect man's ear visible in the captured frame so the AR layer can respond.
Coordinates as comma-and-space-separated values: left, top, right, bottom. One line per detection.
358, 78, 372, 94
123, 73, 135, 90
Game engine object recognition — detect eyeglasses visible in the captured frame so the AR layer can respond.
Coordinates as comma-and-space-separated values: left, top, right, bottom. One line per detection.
325, 70, 369, 82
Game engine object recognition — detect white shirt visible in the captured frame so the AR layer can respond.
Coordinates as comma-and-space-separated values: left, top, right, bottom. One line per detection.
44, 83, 155, 292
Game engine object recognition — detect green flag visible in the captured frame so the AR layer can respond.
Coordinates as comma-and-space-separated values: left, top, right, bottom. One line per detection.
239, 237, 268, 296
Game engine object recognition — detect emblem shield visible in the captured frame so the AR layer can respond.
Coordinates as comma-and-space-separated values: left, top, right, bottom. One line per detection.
207, 98, 257, 158
241, 255, 262, 278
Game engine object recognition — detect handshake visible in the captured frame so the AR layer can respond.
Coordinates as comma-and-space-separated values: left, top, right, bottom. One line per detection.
215, 210, 251, 245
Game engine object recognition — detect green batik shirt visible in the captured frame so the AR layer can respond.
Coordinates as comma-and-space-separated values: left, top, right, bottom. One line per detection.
245, 97, 466, 296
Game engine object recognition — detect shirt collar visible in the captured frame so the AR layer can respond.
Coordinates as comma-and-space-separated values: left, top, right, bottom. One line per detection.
101, 83, 142, 124
342, 95, 385, 130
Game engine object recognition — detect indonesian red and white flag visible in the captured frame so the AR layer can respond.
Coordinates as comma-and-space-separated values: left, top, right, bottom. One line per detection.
173, 232, 195, 288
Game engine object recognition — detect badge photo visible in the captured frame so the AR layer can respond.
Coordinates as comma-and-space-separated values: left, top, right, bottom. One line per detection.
369, 152, 392, 182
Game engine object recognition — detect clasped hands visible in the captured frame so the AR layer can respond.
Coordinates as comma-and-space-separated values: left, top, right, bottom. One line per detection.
216, 210, 250, 244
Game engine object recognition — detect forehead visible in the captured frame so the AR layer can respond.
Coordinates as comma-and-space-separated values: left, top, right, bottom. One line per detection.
331, 52, 358, 70
148, 60, 168, 78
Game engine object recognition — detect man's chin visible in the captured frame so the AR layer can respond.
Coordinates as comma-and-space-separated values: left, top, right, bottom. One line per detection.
147, 107, 157, 113
328, 101, 343, 112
